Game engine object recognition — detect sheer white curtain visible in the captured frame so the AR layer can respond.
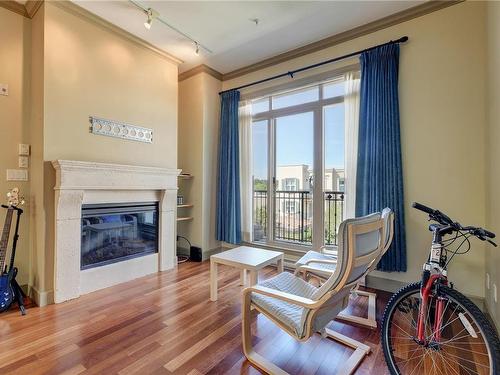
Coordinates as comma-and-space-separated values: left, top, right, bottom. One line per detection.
239, 100, 253, 242
344, 71, 360, 219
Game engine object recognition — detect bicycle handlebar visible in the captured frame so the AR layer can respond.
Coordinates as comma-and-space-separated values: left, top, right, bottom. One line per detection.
412, 202, 435, 215
412, 202, 497, 246
412, 202, 454, 226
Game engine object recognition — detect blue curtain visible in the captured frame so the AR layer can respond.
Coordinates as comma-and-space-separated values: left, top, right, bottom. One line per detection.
356, 43, 406, 272
216, 90, 242, 244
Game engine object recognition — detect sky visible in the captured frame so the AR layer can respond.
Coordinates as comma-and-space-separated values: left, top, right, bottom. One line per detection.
252, 102, 345, 180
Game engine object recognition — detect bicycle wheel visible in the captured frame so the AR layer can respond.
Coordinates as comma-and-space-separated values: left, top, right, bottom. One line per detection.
381, 282, 500, 375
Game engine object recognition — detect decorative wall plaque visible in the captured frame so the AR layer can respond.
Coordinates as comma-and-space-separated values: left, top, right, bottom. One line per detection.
89, 116, 153, 144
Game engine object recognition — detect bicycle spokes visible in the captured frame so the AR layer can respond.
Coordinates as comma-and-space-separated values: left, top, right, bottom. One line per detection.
388, 291, 491, 375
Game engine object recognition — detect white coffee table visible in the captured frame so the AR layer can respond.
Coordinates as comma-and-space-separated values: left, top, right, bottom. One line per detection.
210, 246, 284, 301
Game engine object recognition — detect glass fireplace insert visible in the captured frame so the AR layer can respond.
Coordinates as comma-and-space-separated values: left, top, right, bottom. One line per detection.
81, 202, 158, 270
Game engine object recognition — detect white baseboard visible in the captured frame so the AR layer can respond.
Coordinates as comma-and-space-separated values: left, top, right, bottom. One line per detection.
28, 285, 54, 307
202, 246, 226, 261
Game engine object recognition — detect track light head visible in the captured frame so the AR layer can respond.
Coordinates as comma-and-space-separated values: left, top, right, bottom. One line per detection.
194, 42, 200, 55
144, 8, 156, 30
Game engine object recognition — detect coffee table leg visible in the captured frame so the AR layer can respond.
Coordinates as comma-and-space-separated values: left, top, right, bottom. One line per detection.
240, 269, 248, 286
248, 270, 258, 286
277, 256, 284, 273
210, 259, 218, 301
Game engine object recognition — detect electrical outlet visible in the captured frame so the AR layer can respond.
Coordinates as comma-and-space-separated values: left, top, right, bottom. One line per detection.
486, 273, 490, 290
493, 284, 498, 304
0, 83, 8, 96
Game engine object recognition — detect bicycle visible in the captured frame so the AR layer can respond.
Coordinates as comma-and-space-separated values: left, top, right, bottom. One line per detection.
381, 202, 500, 375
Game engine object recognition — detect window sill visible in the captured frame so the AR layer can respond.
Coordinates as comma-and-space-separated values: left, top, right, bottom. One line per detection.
244, 240, 309, 255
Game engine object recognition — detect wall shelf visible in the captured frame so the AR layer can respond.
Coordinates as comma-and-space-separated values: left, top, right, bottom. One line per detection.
178, 172, 193, 226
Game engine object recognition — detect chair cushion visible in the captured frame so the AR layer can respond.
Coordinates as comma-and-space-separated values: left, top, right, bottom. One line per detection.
251, 272, 318, 338
295, 251, 337, 273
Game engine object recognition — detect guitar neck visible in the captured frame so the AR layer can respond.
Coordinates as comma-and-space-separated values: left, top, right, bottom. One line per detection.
0, 208, 14, 273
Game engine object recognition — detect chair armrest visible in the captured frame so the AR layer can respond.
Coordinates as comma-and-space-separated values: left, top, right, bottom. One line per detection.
244, 285, 321, 309
320, 246, 338, 257
304, 259, 337, 266
296, 265, 335, 278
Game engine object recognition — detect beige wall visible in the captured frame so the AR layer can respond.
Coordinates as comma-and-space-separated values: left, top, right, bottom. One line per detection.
223, 1, 488, 298
178, 74, 204, 248
201, 73, 222, 253
485, 1, 500, 327
1, 2, 179, 304
34, 2, 178, 301
29, 4, 47, 300
44, 2, 178, 168
0, 8, 31, 285
178, 72, 221, 254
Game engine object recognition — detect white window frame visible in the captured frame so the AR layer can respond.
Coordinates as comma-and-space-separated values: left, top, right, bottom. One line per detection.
282, 178, 299, 191
250, 75, 346, 252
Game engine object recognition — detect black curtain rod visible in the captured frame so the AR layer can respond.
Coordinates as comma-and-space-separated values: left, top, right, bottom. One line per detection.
219, 36, 408, 95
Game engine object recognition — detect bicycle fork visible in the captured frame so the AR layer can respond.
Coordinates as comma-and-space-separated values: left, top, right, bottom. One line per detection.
416, 273, 447, 345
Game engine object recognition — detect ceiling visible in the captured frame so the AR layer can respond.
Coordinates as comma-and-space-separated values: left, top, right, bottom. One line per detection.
73, 1, 423, 74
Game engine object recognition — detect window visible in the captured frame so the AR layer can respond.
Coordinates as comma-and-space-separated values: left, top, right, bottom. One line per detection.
338, 178, 345, 192
272, 86, 319, 109
284, 201, 297, 214
250, 76, 347, 249
252, 98, 269, 114
323, 81, 344, 99
282, 178, 299, 191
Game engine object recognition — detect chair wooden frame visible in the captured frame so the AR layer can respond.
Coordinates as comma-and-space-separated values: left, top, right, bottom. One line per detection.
242, 219, 384, 375
295, 211, 395, 329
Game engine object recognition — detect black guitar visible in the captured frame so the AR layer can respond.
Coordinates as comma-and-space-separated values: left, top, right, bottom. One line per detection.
0, 188, 24, 314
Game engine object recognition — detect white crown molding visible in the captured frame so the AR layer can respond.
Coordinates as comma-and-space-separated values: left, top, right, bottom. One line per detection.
50, 1, 182, 66
178, 1, 463, 82
0, 1, 183, 65
221, 0, 464, 81
0, 0, 44, 18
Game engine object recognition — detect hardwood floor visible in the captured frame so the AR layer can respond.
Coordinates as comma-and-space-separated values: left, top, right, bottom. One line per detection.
0, 261, 393, 375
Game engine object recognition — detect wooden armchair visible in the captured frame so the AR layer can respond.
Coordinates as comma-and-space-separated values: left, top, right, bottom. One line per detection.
242, 213, 385, 375
294, 208, 394, 328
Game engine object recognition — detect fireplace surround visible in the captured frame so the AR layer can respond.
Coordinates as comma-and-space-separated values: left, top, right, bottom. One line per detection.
52, 160, 179, 303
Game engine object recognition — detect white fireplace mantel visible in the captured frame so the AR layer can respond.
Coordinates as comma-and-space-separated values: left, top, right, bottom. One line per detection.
52, 160, 180, 303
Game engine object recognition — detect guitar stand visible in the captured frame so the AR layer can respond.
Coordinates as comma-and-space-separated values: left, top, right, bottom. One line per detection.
11, 268, 26, 315
1, 205, 26, 316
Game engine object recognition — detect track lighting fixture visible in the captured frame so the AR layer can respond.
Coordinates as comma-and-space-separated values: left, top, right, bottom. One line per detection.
130, 0, 212, 54
144, 8, 156, 30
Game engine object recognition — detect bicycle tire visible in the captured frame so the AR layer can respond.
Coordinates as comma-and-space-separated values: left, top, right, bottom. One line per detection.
381, 282, 500, 375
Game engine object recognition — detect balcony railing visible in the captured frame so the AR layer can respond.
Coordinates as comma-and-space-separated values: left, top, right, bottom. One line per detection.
253, 190, 344, 246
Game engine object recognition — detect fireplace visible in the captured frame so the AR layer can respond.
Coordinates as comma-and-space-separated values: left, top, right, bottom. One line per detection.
81, 202, 159, 270
52, 160, 179, 304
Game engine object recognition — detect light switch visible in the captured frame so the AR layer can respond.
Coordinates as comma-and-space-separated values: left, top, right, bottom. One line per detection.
19, 156, 29, 168
6, 169, 28, 181
18, 144, 30, 156
0, 84, 8, 96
